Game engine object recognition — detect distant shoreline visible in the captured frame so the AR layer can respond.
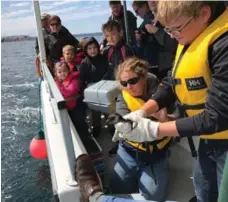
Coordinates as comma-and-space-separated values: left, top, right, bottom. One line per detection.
1, 32, 102, 43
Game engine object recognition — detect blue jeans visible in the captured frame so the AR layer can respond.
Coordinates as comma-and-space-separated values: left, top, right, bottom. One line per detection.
193, 140, 228, 202
111, 144, 169, 201
98, 195, 153, 202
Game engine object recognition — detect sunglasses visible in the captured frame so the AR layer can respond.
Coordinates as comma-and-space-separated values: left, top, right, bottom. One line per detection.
120, 76, 140, 87
50, 23, 60, 27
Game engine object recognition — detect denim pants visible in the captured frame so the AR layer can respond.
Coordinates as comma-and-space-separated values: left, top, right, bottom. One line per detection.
111, 144, 169, 201
193, 140, 228, 202
98, 195, 153, 202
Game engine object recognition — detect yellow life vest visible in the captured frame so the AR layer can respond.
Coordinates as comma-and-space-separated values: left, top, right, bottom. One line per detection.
122, 90, 172, 152
172, 8, 228, 139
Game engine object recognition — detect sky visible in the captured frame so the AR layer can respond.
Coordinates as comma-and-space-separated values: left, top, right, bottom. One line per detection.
1, 0, 141, 37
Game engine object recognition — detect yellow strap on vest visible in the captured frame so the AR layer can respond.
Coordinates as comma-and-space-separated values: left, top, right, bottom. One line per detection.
122, 90, 171, 152
172, 9, 228, 139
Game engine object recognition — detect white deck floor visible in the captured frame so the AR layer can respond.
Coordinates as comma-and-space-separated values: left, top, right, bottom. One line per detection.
96, 128, 195, 201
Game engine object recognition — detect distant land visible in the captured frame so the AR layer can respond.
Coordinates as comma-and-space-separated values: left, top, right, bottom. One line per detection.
1, 35, 36, 42
1, 32, 103, 43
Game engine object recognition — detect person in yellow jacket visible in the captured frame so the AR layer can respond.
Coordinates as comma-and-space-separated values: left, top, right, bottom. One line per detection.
111, 57, 172, 201
114, 1, 228, 202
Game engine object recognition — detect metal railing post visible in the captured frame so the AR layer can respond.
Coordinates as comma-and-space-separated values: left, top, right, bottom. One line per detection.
33, 0, 47, 64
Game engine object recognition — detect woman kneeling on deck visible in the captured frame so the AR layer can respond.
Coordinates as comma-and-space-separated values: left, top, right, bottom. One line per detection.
111, 57, 172, 201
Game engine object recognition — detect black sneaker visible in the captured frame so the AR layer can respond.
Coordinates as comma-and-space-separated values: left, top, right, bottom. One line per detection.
108, 144, 118, 157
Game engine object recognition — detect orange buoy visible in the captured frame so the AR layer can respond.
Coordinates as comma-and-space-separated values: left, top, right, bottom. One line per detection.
29, 131, 47, 159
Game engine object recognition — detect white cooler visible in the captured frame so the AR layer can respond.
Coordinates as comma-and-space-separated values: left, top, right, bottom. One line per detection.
83, 80, 120, 114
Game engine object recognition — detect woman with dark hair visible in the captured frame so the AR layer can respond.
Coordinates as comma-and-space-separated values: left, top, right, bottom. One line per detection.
44, 15, 79, 63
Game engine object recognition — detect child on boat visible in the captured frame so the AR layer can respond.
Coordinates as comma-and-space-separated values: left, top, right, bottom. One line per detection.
79, 37, 109, 138
80, 37, 109, 89
60, 45, 83, 72
102, 20, 134, 80
54, 62, 90, 141
102, 20, 134, 156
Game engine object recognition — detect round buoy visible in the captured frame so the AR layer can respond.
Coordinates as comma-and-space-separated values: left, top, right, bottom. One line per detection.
29, 131, 47, 159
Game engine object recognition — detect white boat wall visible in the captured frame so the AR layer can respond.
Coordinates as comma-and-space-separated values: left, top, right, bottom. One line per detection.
33, 0, 200, 201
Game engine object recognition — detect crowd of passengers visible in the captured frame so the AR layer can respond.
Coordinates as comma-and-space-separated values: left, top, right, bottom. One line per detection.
35, 1, 228, 201
36, 0, 177, 150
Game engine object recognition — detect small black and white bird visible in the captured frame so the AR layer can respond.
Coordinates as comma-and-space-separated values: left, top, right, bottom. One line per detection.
105, 113, 137, 133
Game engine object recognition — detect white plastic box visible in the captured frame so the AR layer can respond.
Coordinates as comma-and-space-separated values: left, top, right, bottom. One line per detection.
83, 80, 120, 114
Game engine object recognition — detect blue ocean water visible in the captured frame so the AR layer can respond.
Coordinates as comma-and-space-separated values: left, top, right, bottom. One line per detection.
1, 34, 103, 202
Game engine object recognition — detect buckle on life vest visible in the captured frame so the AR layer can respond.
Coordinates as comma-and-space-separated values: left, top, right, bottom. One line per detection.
125, 137, 172, 153
125, 141, 154, 152
171, 78, 181, 86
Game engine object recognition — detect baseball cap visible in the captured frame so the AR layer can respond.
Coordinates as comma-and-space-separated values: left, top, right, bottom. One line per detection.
41, 13, 51, 20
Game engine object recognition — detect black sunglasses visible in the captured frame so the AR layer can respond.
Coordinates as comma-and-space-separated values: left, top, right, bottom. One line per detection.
50, 23, 60, 26
120, 76, 140, 87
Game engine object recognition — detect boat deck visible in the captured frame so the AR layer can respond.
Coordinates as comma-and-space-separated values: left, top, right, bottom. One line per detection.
95, 127, 195, 201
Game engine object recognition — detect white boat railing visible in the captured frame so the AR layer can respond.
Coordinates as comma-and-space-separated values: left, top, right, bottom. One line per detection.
32, 0, 131, 193
33, 0, 78, 186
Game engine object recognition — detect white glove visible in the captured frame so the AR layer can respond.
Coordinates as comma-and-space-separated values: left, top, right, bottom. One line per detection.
115, 116, 159, 142
112, 116, 136, 142
124, 109, 146, 120
112, 110, 146, 135
111, 110, 147, 142
112, 130, 124, 142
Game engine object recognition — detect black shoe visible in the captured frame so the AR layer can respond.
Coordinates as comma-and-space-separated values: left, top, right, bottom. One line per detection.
75, 154, 103, 202
108, 144, 118, 157
189, 196, 197, 202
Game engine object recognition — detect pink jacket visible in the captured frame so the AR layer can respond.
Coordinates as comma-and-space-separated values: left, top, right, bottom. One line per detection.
55, 71, 80, 110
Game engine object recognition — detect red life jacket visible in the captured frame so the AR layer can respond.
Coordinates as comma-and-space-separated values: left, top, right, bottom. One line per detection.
76, 51, 86, 60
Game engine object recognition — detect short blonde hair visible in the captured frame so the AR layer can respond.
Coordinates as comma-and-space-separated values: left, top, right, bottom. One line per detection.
62, 45, 75, 54
116, 57, 148, 81
157, 1, 211, 25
